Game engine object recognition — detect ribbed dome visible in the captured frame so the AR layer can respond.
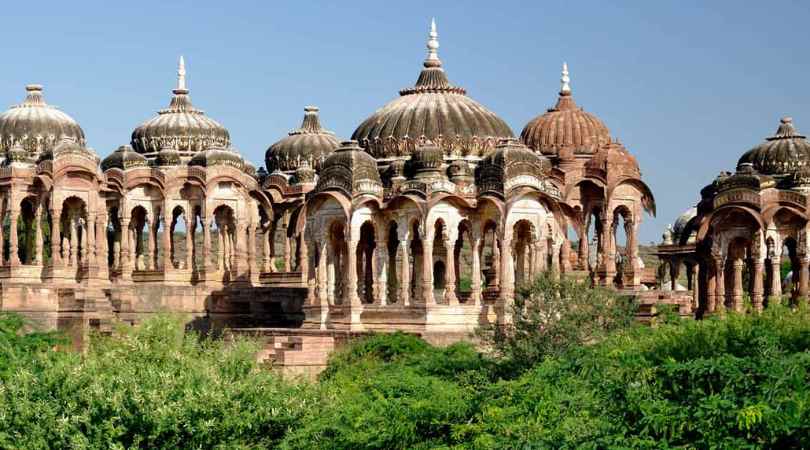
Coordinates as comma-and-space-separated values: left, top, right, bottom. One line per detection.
521, 64, 611, 156
352, 20, 513, 159
265, 106, 339, 173
0, 85, 86, 159
131, 57, 230, 161
188, 145, 247, 172
672, 206, 697, 244
737, 117, 810, 175
101, 144, 148, 171
477, 138, 553, 197
315, 140, 383, 197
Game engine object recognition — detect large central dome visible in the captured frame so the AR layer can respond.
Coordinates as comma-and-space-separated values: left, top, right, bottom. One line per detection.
131, 57, 230, 162
352, 20, 513, 159
737, 117, 810, 175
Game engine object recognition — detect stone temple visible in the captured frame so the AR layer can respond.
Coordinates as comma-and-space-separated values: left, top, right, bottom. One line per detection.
0, 21, 655, 349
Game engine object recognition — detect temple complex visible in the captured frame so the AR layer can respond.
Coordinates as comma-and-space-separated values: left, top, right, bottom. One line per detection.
0, 21, 654, 344
658, 117, 810, 317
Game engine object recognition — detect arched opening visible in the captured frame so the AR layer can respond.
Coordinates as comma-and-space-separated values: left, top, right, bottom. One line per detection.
107, 207, 120, 271
129, 206, 149, 271
432, 219, 448, 302
17, 198, 37, 264
357, 221, 376, 304
60, 197, 89, 270
725, 237, 751, 311
171, 206, 187, 269
481, 220, 499, 294
613, 206, 632, 288
433, 260, 446, 290
586, 207, 603, 273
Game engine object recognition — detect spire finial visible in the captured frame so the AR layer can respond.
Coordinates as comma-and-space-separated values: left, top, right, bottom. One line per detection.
425, 18, 441, 67
176, 55, 187, 92
560, 62, 571, 95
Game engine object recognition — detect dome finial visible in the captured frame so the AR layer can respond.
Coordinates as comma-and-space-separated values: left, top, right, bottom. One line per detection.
560, 62, 571, 95
424, 18, 441, 67
176, 55, 188, 93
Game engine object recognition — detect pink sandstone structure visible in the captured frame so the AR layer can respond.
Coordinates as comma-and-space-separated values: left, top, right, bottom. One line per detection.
0, 21, 655, 352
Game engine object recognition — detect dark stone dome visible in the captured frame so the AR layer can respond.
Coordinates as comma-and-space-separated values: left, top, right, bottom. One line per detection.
521, 64, 611, 156
737, 117, 810, 175
188, 145, 247, 171
101, 144, 148, 171
351, 21, 513, 159
265, 106, 339, 173
131, 58, 230, 161
477, 138, 554, 197
409, 141, 444, 180
315, 140, 383, 197
0, 85, 86, 160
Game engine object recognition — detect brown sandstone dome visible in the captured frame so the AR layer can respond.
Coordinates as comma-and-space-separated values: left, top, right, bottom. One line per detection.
131, 57, 230, 162
0, 85, 86, 159
737, 117, 810, 176
265, 106, 339, 173
521, 65, 611, 157
352, 22, 513, 159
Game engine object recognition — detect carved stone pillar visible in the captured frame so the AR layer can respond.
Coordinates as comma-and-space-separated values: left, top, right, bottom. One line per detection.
444, 235, 458, 305
550, 242, 561, 277
186, 212, 195, 271
560, 239, 571, 274
262, 228, 272, 272
706, 260, 717, 314
69, 215, 78, 268
203, 217, 214, 272
731, 258, 744, 312
769, 254, 782, 301
283, 235, 292, 272
374, 239, 388, 305
345, 238, 360, 305
578, 224, 588, 270
9, 209, 20, 266
146, 218, 155, 271
752, 260, 764, 312
500, 237, 514, 303
120, 217, 132, 280
471, 235, 482, 305
799, 259, 810, 303
297, 231, 307, 285
34, 207, 43, 265
421, 238, 435, 305
399, 239, 411, 306
162, 214, 172, 271
217, 227, 225, 271
317, 239, 329, 306
690, 263, 699, 312
602, 216, 616, 279
714, 257, 725, 314
670, 259, 680, 291
49, 208, 61, 268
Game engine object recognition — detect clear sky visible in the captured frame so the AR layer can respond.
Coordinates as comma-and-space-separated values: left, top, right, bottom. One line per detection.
0, 0, 807, 242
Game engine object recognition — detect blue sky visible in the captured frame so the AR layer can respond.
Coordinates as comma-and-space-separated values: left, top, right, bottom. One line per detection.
0, 0, 807, 242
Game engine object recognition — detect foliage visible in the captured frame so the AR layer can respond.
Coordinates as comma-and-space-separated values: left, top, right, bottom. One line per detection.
480, 272, 638, 373
0, 314, 314, 449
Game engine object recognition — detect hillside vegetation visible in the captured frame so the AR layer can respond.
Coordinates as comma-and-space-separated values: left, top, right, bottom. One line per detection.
2, 275, 810, 449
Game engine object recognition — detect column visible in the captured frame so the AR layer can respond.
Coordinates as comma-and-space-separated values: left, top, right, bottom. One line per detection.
69, 215, 78, 268
50, 208, 61, 267
560, 239, 571, 274
799, 259, 810, 302
298, 231, 308, 284
444, 235, 458, 305
262, 228, 272, 272
731, 258, 744, 312
345, 239, 360, 305
578, 225, 589, 270
246, 225, 256, 278
492, 239, 501, 287
769, 254, 782, 301
283, 236, 292, 272
162, 214, 172, 270
9, 209, 20, 265
95, 214, 107, 271
83, 217, 92, 266
500, 237, 514, 303
752, 260, 764, 312
120, 217, 131, 279
471, 235, 482, 305
690, 263, 699, 312
602, 217, 616, 277
706, 261, 717, 314
714, 258, 725, 314
550, 242, 561, 277
670, 260, 680, 291
203, 217, 214, 271
34, 207, 43, 265
145, 218, 155, 270
421, 237, 434, 304
186, 212, 195, 271
374, 239, 388, 305
626, 220, 639, 278
217, 227, 225, 271
399, 239, 411, 306
317, 239, 329, 306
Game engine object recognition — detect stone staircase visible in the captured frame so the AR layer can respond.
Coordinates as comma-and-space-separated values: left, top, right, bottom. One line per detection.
255, 334, 337, 379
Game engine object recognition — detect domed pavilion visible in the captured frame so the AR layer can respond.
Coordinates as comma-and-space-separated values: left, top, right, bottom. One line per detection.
658, 117, 810, 316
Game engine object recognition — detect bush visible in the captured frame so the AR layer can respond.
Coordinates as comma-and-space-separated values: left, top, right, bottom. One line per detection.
481, 272, 638, 373
0, 314, 313, 449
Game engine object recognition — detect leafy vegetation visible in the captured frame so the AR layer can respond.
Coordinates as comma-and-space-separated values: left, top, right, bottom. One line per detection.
2, 274, 810, 448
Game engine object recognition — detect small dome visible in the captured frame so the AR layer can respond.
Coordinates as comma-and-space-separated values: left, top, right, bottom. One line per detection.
409, 141, 444, 180
156, 144, 182, 166
352, 20, 513, 159
737, 117, 810, 175
585, 141, 640, 175
477, 138, 553, 196
265, 106, 339, 173
101, 144, 148, 171
671, 206, 697, 245
447, 159, 473, 183
0, 85, 86, 160
131, 57, 230, 161
188, 145, 246, 171
521, 64, 611, 156
315, 140, 382, 197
